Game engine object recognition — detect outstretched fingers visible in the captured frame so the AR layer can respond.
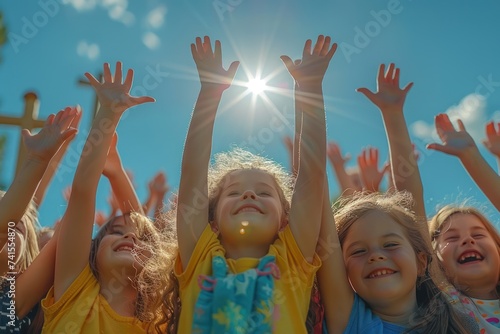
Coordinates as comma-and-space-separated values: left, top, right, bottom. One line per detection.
114, 62, 123, 84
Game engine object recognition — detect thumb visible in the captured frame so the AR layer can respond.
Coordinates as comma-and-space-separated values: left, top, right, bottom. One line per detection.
403, 82, 414, 94
61, 128, 78, 142
227, 61, 240, 80
356, 87, 376, 102
426, 143, 449, 154
21, 129, 32, 143
382, 162, 390, 174
131, 96, 156, 105
280, 55, 294, 71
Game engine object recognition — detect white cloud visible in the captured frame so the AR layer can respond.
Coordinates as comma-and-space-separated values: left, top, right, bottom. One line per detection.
142, 32, 160, 50
63, 0, 135, 26
146, 5, 168, 29
61, 0, 98, 11
410, 94, 488, 144
77, 40, 100, 60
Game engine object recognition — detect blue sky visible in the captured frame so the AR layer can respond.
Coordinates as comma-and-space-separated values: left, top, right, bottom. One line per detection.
1, 0, 500, 228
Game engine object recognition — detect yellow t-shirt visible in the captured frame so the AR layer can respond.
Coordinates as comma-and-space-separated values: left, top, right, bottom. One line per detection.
175, 225, 321, 333
41, 264, 147, 334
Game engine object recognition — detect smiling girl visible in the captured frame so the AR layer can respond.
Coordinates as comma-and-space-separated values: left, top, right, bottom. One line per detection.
430, 205, 500, 333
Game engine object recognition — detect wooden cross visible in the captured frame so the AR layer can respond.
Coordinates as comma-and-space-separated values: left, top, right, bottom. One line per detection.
0, 92, 46, 175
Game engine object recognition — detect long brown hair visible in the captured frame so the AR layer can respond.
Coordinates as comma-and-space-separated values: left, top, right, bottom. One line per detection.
88, 212, 176, 332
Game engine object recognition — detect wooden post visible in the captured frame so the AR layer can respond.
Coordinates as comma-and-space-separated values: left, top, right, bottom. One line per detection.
0, 92, 46, 175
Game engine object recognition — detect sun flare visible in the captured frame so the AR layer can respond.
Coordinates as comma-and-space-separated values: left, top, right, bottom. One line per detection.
245, 77, 268, 96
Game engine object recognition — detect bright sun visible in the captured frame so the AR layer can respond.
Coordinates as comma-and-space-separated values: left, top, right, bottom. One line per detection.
246, 77, 268, 96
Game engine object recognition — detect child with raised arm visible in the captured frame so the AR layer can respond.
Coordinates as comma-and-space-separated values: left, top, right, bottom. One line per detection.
426, 115, 500, 333
0, 107, 78, 332
317, 64, 476, 333
41, 62, 174, 333
175, 35, 334, 333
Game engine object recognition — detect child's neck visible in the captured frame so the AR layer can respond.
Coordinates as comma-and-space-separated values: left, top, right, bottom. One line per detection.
222, 241, 271, 260
371, 293, 418, 327
99, 270, 138, 317
462, 284, 498, 300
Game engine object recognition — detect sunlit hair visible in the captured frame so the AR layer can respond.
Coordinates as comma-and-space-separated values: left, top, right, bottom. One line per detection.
37, 226, 55, 250
207, 148, 293, 228
429, 205, 500, 288
88, 212, 177, 331
334, 192, 470, 333
0, 190, 40, 276
151, 206, 181, 333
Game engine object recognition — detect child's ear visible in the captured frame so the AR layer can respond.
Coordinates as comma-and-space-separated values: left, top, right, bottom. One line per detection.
416, 252, 429, 276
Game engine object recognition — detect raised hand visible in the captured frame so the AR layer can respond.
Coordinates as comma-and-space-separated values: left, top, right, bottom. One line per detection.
357, 63, 413, 112
191, 36, 239, 91
148, 171, 169, 199
84, 62, 155, 114
281, 35, 337, 90
483, 121, 500, 158
357, 147, 389, 192
327, 141, 351, 167
426, 114, 476, 157
22, 106, 79, 163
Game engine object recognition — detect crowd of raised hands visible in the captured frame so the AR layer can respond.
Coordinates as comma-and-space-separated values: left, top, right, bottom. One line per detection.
1, 34, 499, 334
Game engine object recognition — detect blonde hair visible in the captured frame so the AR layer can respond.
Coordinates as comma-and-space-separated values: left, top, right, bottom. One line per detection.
207, 148, 292, 227
334, 192, 470, 334
0, 190, 40, 275
88, 212, 177, 331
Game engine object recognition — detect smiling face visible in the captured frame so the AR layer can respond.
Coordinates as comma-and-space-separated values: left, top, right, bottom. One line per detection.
342, 210, 425, 310
95, 215, 150, 278
213, 169, 285, 250
434, 213, 500, 290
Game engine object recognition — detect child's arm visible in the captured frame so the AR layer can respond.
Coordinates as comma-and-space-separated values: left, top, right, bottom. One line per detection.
15, 220, 62, 318
327, 141, 360, 195
357, 64, 423, 216
176, 37, 239, 268
428, 114, 500, 211
102, 132, 144, 215
317, 182, 354, 333
0, 108, 78, 246
54, 62, 154, 301
281, 35, 336, 261
357, 146, 389, 193
483, 121, 500, 173
288, 56, 353, 334
33, 109, 82, 207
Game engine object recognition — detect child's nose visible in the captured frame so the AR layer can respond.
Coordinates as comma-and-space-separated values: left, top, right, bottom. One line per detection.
461, 235, 476, 245
123, 231, 138, 242
241, 190, 256, 199
368, 252, 386, 263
